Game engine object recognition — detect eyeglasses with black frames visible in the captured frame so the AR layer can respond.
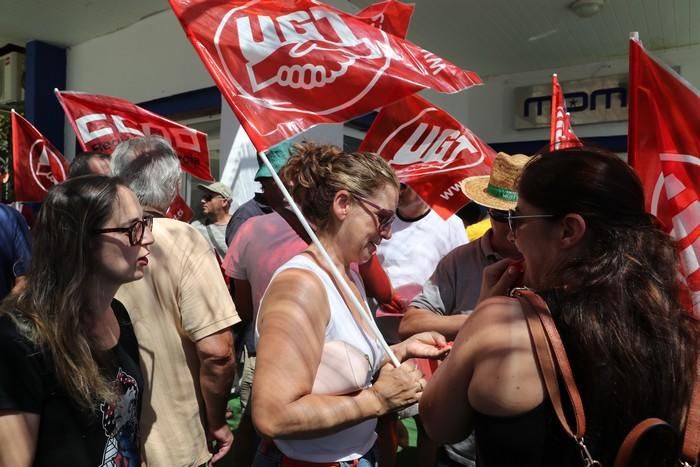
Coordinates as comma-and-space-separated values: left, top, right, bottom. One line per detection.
94, 216, 154, 246
351, 193, 396, 233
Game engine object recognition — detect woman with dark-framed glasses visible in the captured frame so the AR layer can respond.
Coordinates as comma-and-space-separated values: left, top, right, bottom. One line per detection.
420, 148, 698, 466
251, 143, 449, 467
0, 175, 154, 467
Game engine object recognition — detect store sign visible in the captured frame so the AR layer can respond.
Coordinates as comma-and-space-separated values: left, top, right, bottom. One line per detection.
514, 74, 629, 129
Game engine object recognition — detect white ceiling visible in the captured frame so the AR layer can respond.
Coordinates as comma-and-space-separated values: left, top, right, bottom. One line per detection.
0, 0, 698, 77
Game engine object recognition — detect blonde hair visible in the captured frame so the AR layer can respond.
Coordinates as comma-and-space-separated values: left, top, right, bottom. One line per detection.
280, 143, 399, 231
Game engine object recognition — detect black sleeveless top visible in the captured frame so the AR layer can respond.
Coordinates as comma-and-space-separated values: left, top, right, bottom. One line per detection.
472, 290, 581, 466
473, 399, 579, 466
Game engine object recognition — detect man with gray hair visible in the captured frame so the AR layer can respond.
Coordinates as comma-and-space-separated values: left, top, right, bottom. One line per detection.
112, 136, 240, 467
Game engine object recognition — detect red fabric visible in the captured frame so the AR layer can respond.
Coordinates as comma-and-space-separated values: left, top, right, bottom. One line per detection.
359, 94, 495, 219
56, 91, 214, 181
549, 74, 582, 151
354, 0, 414, 39
168, 0, 481, 151
164, 194, 194, 223
628, 38, 700, 318
359, 254, 394, 305
11, 111, 69, 202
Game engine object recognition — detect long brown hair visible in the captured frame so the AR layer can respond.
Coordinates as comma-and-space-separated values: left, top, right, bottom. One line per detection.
0, 175, 127, 410
519, 148, 698, 465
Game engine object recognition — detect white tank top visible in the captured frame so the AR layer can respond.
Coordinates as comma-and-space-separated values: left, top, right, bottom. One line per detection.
256, 254, 385, 462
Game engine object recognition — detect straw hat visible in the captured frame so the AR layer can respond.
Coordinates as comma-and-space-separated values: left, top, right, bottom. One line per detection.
461, 152, 530, 210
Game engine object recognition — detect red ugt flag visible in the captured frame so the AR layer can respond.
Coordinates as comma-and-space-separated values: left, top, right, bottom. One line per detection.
359, 94, 495, 219
354, 0, 414, 39
12, 111, 69, 202
628, 37, 700, 317
56, 90, 214, 181
169, 0, 481, 152
550, 73, 582, 151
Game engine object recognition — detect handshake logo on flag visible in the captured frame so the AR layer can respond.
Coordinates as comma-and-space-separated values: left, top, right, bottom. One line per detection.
217, 3, 390, 111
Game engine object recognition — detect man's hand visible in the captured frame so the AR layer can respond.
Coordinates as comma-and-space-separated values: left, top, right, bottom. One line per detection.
478, 258, 524, 303
207, 424, 233, 465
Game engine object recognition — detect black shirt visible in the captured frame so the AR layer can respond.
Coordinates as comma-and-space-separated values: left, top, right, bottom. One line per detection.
0, 299, 143, 467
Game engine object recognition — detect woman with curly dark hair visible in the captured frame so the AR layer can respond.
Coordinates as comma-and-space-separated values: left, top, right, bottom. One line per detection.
420, 148, 698, 466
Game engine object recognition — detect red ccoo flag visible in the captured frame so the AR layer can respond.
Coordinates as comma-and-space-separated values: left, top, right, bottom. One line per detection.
11, 110, 69, 202
628, 36, 700, 317
56, 90, 214, 181
168, 0, 481, 152
550, 73, 582, 151
359, 94, 495, 219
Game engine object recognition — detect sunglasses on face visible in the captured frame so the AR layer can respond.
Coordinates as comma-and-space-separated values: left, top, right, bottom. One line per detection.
487, 209, 509, 223
351, 193, 396, 232
94, 216, 154, 246
505, 210, 556, 234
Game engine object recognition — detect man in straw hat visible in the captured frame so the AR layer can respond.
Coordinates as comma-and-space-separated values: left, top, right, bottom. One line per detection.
399, 152, 528, 467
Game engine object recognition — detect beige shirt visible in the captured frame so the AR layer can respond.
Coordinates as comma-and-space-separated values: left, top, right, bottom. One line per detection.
116, 218, 240, 467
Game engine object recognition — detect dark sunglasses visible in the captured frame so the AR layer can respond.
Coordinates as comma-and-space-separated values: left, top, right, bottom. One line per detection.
94, 216, 154, 246
351, 193, 395, 232
487, 209, 509, 223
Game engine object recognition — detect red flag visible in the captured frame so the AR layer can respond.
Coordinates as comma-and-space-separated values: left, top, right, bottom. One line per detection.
550, 73, 582, 151
168, 0, 481, 151
359, 94, 495, 219
354, 0, 414, 39
628, 37, 700, 317
56, 90, 214, 181
11, 110, 69, 202
165, 194, 194, 223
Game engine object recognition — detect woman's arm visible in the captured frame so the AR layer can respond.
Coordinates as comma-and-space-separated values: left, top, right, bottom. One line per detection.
252, 269, 422, 440
0, 411, 39, 467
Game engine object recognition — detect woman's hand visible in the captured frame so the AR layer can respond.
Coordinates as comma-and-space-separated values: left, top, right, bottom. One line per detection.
393, 332, 450, 362
478, 258, 524, 303
369, 361, 425, 415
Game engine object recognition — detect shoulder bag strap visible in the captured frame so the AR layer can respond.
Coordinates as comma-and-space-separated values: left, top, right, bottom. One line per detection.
204, 224, 227, 259
612, 418, 675, 467
513, 288, 586, 441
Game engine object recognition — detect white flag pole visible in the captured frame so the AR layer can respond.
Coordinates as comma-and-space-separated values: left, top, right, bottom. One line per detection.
258, 150, 401, 368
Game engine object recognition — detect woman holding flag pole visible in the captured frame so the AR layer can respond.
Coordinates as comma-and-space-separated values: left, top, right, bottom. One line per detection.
251, 143, 449, 466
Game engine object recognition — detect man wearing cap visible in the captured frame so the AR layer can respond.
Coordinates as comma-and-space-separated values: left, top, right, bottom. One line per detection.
193, 181, 233, 259
224, 141, 291, 245
400, 152, 528, 467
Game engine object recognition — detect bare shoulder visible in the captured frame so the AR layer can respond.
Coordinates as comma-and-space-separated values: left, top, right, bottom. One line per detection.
259, 268, 330, 327
462, 296, 544, 416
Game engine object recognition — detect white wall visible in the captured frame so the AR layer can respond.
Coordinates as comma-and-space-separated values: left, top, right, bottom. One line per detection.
423, 43, 700, 145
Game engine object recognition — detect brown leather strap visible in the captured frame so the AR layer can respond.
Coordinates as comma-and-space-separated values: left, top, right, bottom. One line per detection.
612, 418, 674, 467
514, 288, 586, 442
518, 291, 571, 438
682, 356, 700, 464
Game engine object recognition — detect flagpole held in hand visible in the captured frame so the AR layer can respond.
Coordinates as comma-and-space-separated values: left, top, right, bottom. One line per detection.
258, 150, 402, 368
